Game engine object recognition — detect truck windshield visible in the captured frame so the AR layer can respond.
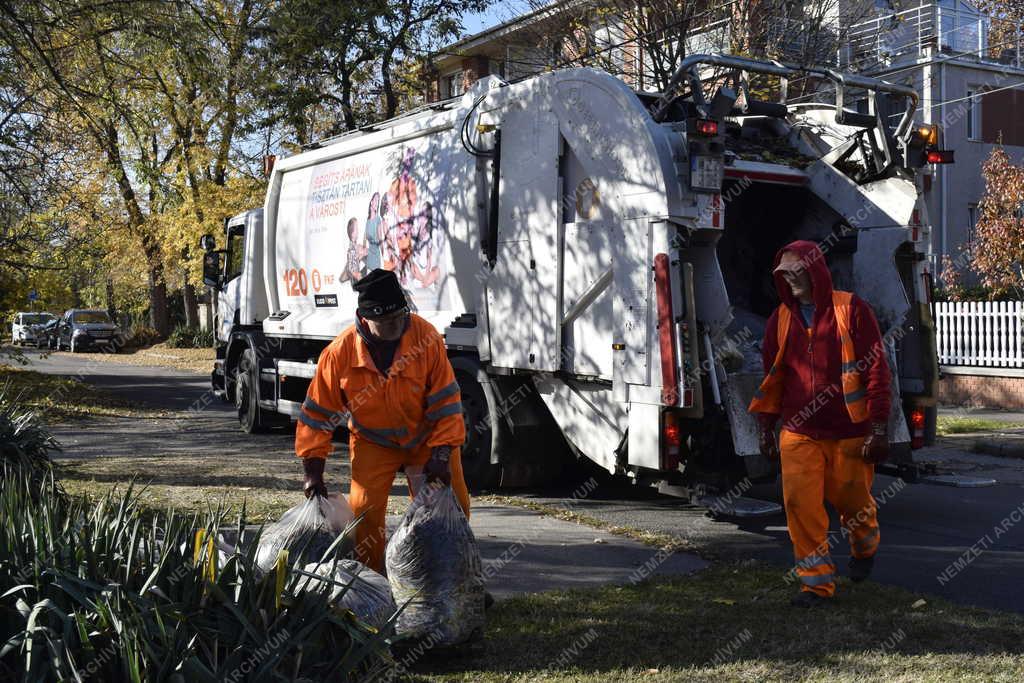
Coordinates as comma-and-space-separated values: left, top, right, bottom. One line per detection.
73, 311, 110, 323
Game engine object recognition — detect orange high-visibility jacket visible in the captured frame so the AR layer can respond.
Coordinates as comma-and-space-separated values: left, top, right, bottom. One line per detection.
295, 314, 465, 459
749, 290, 869, 424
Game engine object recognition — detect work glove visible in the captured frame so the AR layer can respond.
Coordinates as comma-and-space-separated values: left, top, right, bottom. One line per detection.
756, 415, 780, 461
758, 428, 780, 461
862, 422, 889, 464
302, 456, 328, 499
424, 445, 452, 486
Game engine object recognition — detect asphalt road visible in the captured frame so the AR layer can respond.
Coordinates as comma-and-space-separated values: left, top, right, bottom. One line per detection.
23, 348, 1024, 613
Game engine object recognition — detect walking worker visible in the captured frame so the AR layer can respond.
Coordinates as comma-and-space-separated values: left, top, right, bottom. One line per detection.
295, 268, 470, 573
749, 240, 891, 607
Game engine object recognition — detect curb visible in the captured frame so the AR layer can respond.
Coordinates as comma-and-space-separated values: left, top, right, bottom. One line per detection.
936, 434, 1024, 460
971, 440, 1024, 459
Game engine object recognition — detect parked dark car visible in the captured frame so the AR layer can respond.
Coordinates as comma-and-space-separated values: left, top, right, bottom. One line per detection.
37, 318, 60, 349
56, 309, 119, 353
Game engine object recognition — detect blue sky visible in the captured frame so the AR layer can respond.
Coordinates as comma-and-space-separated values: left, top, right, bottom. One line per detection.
458, 2, 533, 38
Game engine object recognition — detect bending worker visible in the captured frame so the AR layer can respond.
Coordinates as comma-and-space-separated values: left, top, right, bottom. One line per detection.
295, 268, 470, 573
749, 240, 891, 608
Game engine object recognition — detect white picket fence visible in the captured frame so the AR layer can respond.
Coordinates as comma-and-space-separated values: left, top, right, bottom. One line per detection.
933, 301, 1024, 368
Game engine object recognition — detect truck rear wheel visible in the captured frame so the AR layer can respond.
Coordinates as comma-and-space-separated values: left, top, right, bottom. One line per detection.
451, 357, 501, 492
236, 349, 273, 434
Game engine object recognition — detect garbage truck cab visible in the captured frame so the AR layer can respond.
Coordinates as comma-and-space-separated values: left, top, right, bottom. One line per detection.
202, 54, 946, 506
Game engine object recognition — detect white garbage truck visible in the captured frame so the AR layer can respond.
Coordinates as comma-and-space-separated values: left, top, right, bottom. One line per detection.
201, 54, 952, 506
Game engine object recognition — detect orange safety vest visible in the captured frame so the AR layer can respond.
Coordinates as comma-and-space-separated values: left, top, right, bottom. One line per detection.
748, 290, 868, 423
295, 314, 465, 459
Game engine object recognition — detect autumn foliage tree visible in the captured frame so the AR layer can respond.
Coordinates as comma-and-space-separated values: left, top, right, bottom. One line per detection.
968, 147, 1024, 298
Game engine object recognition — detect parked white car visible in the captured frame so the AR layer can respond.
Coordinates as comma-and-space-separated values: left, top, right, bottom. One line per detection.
10, 312, 56, 346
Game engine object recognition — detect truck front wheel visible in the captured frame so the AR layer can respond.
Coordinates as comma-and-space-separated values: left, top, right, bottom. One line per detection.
236, 349, 273, 434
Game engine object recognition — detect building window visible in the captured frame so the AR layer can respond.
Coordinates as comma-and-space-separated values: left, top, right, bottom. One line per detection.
966, 89, 981, 140
442, 70, 465, 99
968, 203, 978, 242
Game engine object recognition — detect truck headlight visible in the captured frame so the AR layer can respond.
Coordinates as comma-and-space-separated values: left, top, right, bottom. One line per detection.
72, 328, 84, 336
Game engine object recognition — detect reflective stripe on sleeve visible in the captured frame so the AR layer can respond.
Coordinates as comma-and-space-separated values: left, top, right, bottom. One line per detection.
303, 397, 346, 422
426, 401, 463, 421
299, 412, 337, 433
426, 380, 460, 406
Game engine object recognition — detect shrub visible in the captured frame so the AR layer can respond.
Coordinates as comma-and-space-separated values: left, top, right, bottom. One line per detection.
0, 385, 61, 491
0, 388, 395, 681
121, 324, 162, 350
167, 324, 215, 349
0, 479, 395, 681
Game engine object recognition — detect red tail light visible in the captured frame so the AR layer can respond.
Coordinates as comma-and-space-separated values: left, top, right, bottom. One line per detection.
910, 408, 926, 449
927, 150, 954, 164
662, 411, 682, 471
665, 422, 681, 447
695, 119, 719, 136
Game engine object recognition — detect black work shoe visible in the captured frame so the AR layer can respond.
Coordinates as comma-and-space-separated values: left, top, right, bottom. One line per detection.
790, 591, 832, 608
484, 590, 495, 610
849, 555, 875, 583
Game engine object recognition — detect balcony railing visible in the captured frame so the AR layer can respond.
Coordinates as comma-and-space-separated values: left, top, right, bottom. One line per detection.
847, 2, 1023, 71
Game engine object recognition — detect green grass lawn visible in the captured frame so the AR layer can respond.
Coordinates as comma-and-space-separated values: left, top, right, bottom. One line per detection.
936, 416, 1024, 435
411, 563, 1024, 682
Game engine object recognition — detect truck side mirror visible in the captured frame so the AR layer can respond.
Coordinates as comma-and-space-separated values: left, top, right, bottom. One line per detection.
203, 252, 223, 288
199, 233, 216, 252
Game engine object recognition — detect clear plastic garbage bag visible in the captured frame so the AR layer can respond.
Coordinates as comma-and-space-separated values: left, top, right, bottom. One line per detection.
385, 483, 485, 646
296, 559, 396, 631
255, 494, 353, 574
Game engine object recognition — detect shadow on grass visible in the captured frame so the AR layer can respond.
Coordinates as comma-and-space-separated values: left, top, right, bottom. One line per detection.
407, 563, 1024, 680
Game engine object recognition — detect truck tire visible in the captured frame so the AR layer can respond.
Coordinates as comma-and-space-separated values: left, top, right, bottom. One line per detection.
235, 349, 273, 434
450, 356, 501, 492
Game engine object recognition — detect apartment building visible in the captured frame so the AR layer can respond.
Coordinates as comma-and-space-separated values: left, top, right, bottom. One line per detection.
846, 0, 1024, 276
426, 0, 1024, 274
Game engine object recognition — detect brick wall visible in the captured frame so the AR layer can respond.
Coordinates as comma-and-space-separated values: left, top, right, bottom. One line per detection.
460, 56, 490, 92
938, 372, 1024, 409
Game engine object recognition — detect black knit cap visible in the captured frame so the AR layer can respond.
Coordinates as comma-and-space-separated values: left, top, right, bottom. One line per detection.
353, 268, 408, 319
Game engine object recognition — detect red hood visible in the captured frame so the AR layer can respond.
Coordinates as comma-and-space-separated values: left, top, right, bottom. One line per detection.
771, 240, 834, 312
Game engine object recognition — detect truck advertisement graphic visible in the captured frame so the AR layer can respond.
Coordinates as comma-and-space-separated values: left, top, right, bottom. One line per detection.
277, 141, 453, 314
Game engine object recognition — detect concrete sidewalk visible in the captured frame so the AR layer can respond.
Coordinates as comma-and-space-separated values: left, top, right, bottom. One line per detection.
937, 406, 1024, 458
389, 503, 709, 600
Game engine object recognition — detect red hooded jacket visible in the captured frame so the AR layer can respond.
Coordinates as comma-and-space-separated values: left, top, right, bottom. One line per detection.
756, 240, 891, 439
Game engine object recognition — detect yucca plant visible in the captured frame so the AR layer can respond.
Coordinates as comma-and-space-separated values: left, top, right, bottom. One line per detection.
0, 382, 402, 681
0, 384, 61, 494
0, 474, 399, 681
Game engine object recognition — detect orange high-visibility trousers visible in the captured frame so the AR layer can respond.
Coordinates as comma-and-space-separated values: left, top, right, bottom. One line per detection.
347, 436, 471, 573
779, 429, 880, 597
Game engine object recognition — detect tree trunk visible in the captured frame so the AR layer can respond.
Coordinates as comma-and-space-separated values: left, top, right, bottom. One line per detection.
148, 264, 170, 336
105, 278, 116, 325
183, 277, 199, 328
